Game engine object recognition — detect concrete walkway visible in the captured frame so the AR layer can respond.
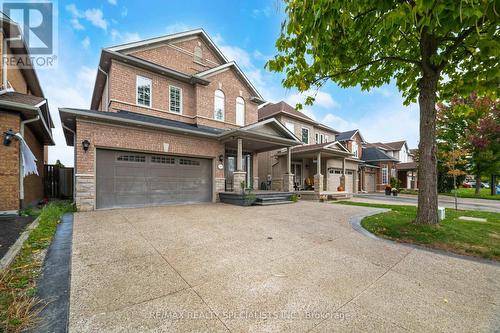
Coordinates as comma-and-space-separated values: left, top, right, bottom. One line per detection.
70, 202, 500, 332
354, 193, 500, 212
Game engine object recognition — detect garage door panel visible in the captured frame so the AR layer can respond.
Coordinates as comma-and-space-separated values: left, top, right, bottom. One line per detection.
96, 150, 212, 209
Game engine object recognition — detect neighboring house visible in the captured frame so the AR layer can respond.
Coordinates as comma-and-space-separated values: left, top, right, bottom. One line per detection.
0, 14, 54, 214
257, 102, 362, 196
362, 141, 418, 191
59, 29, 301, 211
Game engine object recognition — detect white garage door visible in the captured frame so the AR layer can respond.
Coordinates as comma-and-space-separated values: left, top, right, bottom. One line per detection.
327, 168, 342, 191
345, 171, 354, 193
96, 149, 212, 209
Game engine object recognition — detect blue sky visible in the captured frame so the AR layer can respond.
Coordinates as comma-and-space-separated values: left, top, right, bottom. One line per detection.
38, 0, 419, 166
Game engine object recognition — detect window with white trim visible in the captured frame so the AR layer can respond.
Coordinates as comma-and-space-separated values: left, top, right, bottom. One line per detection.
136, 76, 151, 107
214, 89, 225, 121
382, 165, 388, 184
301, 127, 309, 144
325, 135, 329, 143
236, 97, 245, 126
315, 133, 319, 144
169, 86, 182, 113
320, 134, 324, 143
352, 142, 359, 158
285, 122, 295, 134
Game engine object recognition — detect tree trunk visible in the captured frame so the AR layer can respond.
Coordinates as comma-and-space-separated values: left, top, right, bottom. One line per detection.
416, 30, 439, 225
475, 175, 481, 195
491, 175, 497, 196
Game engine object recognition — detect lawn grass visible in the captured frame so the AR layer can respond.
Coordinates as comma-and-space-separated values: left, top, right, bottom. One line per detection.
441, 188, 500, 201
0, 201, 74, 333
335, 201, 500, 260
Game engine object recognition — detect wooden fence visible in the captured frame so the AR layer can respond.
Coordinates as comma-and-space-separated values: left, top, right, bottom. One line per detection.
44, 165, 74, 199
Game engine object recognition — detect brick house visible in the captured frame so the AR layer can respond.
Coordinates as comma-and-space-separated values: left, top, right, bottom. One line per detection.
362, 141, 418, 191
59, 29, 301, 211
0, 14, 54, 214
257, 102, 362, 197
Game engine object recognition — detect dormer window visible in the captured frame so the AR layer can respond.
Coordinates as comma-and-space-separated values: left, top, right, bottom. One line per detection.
194, 46, 203, 63
352, 142, 359, 158
214, 89, 225, 121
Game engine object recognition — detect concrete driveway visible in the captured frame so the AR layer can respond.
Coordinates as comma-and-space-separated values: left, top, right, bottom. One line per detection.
70, 202, 500, 332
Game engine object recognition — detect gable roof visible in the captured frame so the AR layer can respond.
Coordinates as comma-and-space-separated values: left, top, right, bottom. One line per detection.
195, 61, 264, 102
362, 147, 398, 162
291, 141, 350, 154
107, 28, 228, 63
336, 129, 366, 143
363, 142, 393, 151
383, 140, 407, 150
259, 101, 339, 133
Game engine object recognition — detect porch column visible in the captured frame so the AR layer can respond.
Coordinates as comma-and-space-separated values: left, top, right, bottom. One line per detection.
283, 147, 294, 192
233, 138, 246, 193
314, 152, 323, 194
340, 157, 346, 191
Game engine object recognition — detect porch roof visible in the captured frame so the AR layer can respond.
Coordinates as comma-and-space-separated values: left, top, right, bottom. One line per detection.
279, 141, 354, 159
396, 162, 418, 170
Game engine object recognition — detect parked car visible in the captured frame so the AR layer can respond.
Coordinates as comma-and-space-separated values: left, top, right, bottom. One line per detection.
462, 182, 472, 188
463, 181, 489, 189
497, 185, 500, 195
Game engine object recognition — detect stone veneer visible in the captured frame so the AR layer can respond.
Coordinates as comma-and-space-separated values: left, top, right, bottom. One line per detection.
282, 173, 294, 192
75, 175, 95, 211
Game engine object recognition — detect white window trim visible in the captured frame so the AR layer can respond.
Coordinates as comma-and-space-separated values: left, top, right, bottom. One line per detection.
285, 122, 295, 134
324, 135, 329, 143
136, 75, 152, 107
301, 127, 310, 144
236, 96, 245, 126
382, 165, 388, 184
315, 133, 319, 144
320, 134, 324, 144
352, 142, 359, 158
168, 85, 183, 114
214, 89, 225, 122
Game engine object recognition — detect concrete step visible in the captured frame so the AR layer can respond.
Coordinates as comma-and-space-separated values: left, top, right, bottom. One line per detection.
255, 196, 290, 202
253, 201, 294, 206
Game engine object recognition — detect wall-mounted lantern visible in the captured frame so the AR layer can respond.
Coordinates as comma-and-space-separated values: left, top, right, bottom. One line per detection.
82, 139, 91, 152
3, 129, 16, 146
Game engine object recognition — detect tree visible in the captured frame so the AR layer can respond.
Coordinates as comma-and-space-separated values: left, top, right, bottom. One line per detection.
267, 1, 499, 224
441, 149, 469, 209
437, 95, 500, 195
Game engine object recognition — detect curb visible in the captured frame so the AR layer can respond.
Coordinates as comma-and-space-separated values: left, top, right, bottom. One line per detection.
0, 216, 40, 271
349, 208, 500, 267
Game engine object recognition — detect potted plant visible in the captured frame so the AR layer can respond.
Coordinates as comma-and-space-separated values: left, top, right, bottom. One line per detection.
385, 185, 392, 195
392, 187, 398, 196
337, 185, 344, 192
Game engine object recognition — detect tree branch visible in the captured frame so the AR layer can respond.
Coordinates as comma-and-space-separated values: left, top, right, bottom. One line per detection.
438, 26, 476, 70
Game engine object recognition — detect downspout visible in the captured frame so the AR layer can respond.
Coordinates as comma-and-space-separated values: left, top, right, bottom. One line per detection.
62, 124, 76, 202
19, 115, 40, 208
98, 66, 109, 111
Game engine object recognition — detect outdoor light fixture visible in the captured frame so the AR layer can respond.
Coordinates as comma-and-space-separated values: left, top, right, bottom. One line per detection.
82, 139, 91, 152
3, 129, 15, 146
218, 154, 224, 162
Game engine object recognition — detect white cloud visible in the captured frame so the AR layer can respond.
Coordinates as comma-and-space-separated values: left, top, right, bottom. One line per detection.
219, 45, 252, 68
84, 8, 108, 31
252, 7, 272, 18
108, 0, 117, 5
286, 90, 340, 109
110, 29, 141, 43
165, 22, 195, 35
81, 36, 90, 49
121, 7, 128, 17
66, 5, 108, 31
70, 18, 84, 30
321, 98, 420, 147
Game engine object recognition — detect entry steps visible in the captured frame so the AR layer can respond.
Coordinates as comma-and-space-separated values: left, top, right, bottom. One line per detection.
253, 193, 294, 206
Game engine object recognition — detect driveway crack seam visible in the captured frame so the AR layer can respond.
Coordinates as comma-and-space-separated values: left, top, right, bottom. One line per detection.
306, 247, 415, 333
119, 212, 233, 333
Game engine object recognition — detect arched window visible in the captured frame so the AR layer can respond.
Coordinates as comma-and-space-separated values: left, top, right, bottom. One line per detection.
214, 90, 225, 121
236, 97, 245, 126
194, 46, 203, 63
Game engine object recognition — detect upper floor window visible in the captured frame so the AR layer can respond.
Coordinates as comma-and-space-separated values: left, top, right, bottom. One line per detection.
236, 97, 245, 126
315, 133, 319, 144
285, 122, 295, 134
194, 46, 203, 63
169, 86, 182, 113
214, 89, 225, 121
325, 135, 329, 143
352, 142, 359, 158
301, 127, 309, 144
136, 76, 151, 107
320, 134, 324, 143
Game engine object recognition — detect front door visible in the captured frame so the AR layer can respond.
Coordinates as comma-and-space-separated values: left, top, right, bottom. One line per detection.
225, 151, 252, 190
291, 162, 303, 189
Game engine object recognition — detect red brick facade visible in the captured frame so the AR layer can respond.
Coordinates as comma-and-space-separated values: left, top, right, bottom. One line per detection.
0, 112, 20, 211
